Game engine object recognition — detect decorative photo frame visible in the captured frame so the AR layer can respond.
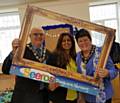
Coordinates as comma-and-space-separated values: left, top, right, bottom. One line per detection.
10, 5, 115, 95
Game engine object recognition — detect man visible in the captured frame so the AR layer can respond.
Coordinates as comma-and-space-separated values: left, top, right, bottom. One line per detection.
2, 27, 50, 103
110, 38, 120, 70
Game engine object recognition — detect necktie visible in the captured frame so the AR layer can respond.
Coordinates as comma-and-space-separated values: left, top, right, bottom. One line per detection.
36, 48, 45, 90
36, 48, 42, 57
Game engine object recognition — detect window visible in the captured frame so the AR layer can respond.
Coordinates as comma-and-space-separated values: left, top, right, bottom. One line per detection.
0, 11, 20, 63
89, 3, 119, 46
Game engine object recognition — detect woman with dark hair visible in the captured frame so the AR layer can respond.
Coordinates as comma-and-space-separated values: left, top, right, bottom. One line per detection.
46, 32, 77, 103
75, 29, 118, 103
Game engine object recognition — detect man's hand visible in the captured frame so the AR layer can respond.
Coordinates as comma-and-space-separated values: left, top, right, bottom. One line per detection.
115, 63, 120, 69
12, 39, 20, 55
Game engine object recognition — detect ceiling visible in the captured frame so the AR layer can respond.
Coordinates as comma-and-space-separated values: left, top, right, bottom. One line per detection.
0, 0, 101, 7
0, 0, 56, 7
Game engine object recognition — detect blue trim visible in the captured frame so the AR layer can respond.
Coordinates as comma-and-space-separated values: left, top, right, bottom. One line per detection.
41, 24, 74, 46
10, 64, 99, 96
56, 76, 99, 96
42, 24, 73, 35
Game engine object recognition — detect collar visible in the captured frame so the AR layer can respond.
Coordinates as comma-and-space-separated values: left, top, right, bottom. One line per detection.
31, 43, 42, 51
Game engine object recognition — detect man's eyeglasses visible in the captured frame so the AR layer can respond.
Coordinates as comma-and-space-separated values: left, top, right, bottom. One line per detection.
33, 33, 44, 37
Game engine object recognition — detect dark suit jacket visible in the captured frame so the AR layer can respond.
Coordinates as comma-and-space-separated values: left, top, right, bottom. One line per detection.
110, 41, 120, 64
46, 53, 68, 103
2, 46, 50, 103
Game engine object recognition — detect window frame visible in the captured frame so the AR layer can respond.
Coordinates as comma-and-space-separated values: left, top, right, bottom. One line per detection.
89, 2, 120, 44
0, 11, 20, 64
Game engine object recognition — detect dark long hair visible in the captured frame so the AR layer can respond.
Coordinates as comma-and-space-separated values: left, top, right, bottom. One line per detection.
54, 32, 76, 67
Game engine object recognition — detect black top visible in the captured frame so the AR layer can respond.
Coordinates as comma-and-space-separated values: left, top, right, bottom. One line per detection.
2, 45, 50, 103
110, 41, 120, 64
46, 53, 68, 103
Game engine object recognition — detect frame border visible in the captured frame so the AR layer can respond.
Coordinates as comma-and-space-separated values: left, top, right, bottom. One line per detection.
12, 5, 116, 86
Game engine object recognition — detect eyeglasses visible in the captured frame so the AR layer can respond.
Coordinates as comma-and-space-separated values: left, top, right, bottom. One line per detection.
33, 33, 44, 36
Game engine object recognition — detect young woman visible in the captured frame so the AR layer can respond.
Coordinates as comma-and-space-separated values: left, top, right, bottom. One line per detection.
46, 32, 77, 103
75, 29, 118, 103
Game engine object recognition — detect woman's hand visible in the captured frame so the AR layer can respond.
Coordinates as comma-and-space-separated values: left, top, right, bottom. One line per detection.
95, 68, 109, 78
48, 82, 59, 91
12, 39, 20, 55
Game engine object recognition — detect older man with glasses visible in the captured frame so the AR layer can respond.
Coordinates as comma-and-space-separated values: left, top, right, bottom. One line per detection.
2, 27, 50, 103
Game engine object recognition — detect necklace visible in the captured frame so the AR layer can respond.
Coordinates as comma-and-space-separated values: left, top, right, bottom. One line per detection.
81, 46, 96, 74
27, 43, 46, 63
81, 45, 96, 64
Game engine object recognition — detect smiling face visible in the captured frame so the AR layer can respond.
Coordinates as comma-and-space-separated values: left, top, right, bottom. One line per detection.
30, 28, 45, 48
62, 35, 72, 51
77, 36, 92, 52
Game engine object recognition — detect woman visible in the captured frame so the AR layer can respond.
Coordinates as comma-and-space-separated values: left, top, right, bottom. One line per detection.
46, 32, 77, 103
75, 29, 118, 103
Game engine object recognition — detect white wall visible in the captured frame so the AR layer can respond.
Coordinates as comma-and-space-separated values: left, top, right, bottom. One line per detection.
18, 0, 90, 23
